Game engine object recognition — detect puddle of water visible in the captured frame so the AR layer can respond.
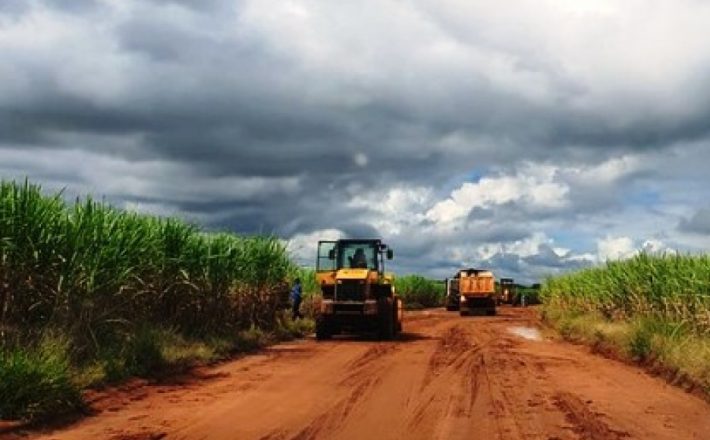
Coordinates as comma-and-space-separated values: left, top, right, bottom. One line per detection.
508, 326, 542, 341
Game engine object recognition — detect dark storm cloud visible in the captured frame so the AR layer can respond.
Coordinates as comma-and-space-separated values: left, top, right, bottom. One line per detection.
679, 208, 710, 235
1, 0, 101, 16
144, 0, 231, 11
523, 245, 567, 268
46, 0, 99, 12
5, 0, 709, 197
6, 1, 706, 178
538, 107, 710, 151
0, 0, 29, 16
3, 0, 710, 280
466, 202, 565, 225
339, 223, 382, 239
192, 194, 382, 238
523, 245, 591, 270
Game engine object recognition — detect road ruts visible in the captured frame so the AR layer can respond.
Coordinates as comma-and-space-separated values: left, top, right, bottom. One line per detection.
16, 308, 710, 440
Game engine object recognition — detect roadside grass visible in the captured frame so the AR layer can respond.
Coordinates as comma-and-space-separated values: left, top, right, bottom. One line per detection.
541, 253, 710, 397
2, 316, 314, 422
541, 252, 710, 332
0, 336, 83, 421
516, 286, 542, 304
0, 179, 312, 422
544, 307, 710, 395
395, 275, 445, 309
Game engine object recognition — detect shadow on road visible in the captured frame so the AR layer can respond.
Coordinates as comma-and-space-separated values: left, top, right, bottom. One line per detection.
312, 331, 433, 344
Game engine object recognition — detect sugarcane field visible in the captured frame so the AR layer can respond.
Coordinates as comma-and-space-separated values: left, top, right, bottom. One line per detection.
2, 2, 710, 440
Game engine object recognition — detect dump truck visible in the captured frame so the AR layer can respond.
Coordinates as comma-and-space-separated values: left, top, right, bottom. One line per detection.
499, 278, 516, 304
450, 268, 497, 316
314, 239, 403, 340
444, 277, 460, 311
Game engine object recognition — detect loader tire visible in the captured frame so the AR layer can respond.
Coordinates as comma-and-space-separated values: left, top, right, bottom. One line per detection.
315, 316, 332, 340
377, 297, 395, 340
394, 301, 402, 334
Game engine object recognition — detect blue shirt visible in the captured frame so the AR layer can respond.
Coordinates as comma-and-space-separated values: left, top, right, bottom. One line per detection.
290, 283, 302, 301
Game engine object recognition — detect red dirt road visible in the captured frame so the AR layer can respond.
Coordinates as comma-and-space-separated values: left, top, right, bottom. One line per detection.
18, 308, 710, 440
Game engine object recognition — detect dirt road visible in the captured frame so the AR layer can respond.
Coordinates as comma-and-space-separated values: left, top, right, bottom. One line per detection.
20, 308, 710, 440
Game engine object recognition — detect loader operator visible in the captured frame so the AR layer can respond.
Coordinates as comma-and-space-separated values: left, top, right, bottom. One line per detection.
350, 248, 368, 269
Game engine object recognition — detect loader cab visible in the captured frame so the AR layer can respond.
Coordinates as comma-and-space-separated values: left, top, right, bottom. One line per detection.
317, 239, 393, 275
500, 278, 516, 304
445, 277, 460, 311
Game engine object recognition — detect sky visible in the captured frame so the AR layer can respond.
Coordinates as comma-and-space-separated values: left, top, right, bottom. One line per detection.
2, 0, 710, 283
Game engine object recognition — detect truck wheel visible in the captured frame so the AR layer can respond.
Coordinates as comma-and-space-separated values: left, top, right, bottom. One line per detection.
378, 297, 395, 340
315, 316, 331, 340
487, 299, 497, 316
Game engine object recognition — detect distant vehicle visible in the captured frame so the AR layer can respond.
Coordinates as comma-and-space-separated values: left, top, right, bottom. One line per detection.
445, 278, 459, 311
499, 278, 516, 304
314, 239, 403, 340
447, 268, 497, 316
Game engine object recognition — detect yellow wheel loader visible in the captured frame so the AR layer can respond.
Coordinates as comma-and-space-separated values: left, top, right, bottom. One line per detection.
314, 239, 403, 340
499, 278, 516, 305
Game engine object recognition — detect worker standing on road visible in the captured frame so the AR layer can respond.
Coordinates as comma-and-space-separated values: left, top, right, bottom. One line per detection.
291, 278, 303, 320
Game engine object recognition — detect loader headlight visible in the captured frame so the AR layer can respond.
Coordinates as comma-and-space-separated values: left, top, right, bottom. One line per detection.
460, 295, 466, 302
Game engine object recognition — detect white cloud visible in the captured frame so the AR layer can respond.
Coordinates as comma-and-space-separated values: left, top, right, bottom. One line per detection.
596, 236, 674, 262
425, 156, 645, 228
470, 232, 551, 261
425, 165, 569, 225
641, 239, 673, 255
347, 186, 433, 235
597, 236, 636, 261
286, 228, 344, 266
561, 155, 642, 186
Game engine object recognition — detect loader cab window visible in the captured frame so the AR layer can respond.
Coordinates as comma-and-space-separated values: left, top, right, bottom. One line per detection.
316, 241, 337, 272
338, 242, 378, 270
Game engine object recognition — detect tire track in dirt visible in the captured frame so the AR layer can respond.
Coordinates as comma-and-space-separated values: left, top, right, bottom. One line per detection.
108, 433, 167, 440
288, 376, 380, 440
479, 337, 547, 439
344, 343, 399, 377
257, 340, 405, 440
286, 344, 400, 440
426, 325, 476, 375
553, 392, 630, 440
406, 322, 492, 439
18, 308, 710, 440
